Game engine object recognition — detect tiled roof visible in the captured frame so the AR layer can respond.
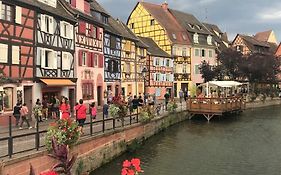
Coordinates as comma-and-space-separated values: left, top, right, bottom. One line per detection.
254, 30, 272, 42
139, 37, 171, 57
140, 2, 191, 45
104, 17, 122, 36
16, 0, 76, 22
90, 0, 110, 17
275, 43, 281, 56
110, 18, 139, 41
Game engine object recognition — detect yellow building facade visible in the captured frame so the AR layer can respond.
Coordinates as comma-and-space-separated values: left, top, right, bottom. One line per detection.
127, 2, 192, 97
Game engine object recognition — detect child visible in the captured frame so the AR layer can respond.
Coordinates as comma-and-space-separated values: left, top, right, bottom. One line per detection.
91, 102, 97, 120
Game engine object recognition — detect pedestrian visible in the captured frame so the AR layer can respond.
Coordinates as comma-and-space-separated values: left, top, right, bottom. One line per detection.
90, 102, 97, 120
164, 91, 170, 110
75, 99, 87, 134
54, 95, 60, 119
19, 103, 32, 129
179, 89, 184, 103
103, 101, 109, 118
148, 95, 154, 106
74, 102, 79, 120
13, 102, 21, 127
127, 93, 133, 112
60, 97, 71, 120
33, 101, 43, 128
138, 95, 144, 106
132, 95, 139, 111
144, 93, 148, 105
42, 96, 49, 120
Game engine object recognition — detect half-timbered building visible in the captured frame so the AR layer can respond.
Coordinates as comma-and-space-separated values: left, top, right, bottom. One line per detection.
127, 2, 191, 97
34, 0, 76, 107
139, 37, 173, 99
66, 0, 107, 106
0, 0, 35, 116
103, 17, 122, 97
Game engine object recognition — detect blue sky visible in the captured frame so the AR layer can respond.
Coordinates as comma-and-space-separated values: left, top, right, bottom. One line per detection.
99, 0, 281, 42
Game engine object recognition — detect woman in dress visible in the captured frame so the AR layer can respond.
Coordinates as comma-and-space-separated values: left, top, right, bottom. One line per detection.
59, 97, 70, 120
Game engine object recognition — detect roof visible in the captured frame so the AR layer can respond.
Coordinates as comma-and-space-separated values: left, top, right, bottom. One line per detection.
254, 30, 272, 42
203, 22, 229, 51
275, 43, 281, 56
104, 17, 122, 36
15, 0, 76, 22
139, 2, 191, 45
110, 18, 139, 41
139, 37, 171, 57
90, 0, 110, 17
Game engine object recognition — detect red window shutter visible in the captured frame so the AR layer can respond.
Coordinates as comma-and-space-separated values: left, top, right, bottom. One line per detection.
99, 54, 104, 68
78, 50, 83, 66
91, 52, 95, 67
90, 24, 93, 37
96, 27, 100, 40
84, 1, 90, 14
79, 21, 86, 34
71, 0, 76, 7
87, 52, 92, 67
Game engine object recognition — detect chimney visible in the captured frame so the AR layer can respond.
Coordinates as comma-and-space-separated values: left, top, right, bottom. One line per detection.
161, 1, 168, 11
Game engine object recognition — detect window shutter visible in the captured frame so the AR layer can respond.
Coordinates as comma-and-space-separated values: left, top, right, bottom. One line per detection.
69, 25, 73, 39
71, 0, 76, 7
12, 46, 20, 64
41, 14, 45, 32
153, 73, 156, 81
79, 22, 86, 34
49, 17, 54, 34
0, 1, 2, 20
164, 58, 167, 67
170, 59, 174, 67
52, 51, 57, 69
60, 21, 64, 37
78, 50, 83, 66
90, 24, 93, 37
0, 43, 8, 63
163, 74, 166, 81
40, 48, 45, 68
96, 27, 100, 40
99, 54, 104, 68
170, 74, 174, 82
91, 53, 95, 67
15, 6, 22, 24
153, 58, 156, 66
87, 52, 92, 67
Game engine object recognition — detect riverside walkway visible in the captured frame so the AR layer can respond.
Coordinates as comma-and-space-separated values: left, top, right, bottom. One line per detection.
0, 102, 187, 160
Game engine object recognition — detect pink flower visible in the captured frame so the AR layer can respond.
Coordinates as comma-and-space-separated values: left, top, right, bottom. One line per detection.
123, 160, 131, 168
127, 169, 135, 175
121, 168, 128, 175
131, 158, 140, 168
40, 171, 58, 175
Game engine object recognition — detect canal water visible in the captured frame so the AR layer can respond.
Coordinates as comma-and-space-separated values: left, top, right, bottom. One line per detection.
92, 106, 281, 175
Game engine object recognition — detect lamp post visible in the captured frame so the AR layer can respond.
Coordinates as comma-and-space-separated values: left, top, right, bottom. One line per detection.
0, 86, 4, 112
141, 67, 148, 96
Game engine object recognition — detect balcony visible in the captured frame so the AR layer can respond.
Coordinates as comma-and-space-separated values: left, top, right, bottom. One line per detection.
174, 73, 191, 81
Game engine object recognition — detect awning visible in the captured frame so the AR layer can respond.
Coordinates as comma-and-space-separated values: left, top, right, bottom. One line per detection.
198, 81, 243, 88
40, 79, 75, 86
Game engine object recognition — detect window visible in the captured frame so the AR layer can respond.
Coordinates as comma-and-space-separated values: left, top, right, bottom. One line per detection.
38, 0, 57, 7
94, 54, 98, 67
194, 65, 200, 74
183, 63, 187, 73
41, 15, 54, 34
62, 52, 72, 70
208, 50, 213, 58
1, 3, 14, 22
91, 26, 97, 38
156, 73, 160, 81
207, 35, 212, 45
0, 43, 8, 63
193, 33, 199, 44
82, 52, 87, 66
166, 59, 170, 67
197, 25, 202, 30
126, 62, 130, 73
155, 58, 160, 66
237, 45, 243, 52
60, 21, 73, 39
130, 23, 134, 29
201, 49, 205, 57
172, 47, 177, 55
40, 48, 57, 69
150, 19, 155, 25
194, 48, 199, 57
2, 87, 13, 111
182, 48, 187, 57
102, 16, 108, 24
172, 33, 177, 40
140, 48, 144, 57
110, 36, 116, 49
12, 46, 20, 64
182, 33, 187, 40
113, 60, 119, 73
188, 24, 194, 29
82, 83, 93, 100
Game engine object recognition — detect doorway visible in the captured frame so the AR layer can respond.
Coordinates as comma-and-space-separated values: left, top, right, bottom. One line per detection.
115, 85, 119, 97
97, 86, 102, 106
24, 86, 32, 115
181, 83, 189, 93
68, 89, 75, 112
174, 83, 177, 97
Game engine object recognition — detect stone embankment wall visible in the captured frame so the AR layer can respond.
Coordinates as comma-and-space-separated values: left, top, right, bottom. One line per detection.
246, 98, 281, 109
1, 111, 189, 175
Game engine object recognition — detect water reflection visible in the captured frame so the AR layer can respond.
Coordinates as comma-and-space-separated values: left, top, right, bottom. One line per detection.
92, 106, 281, 175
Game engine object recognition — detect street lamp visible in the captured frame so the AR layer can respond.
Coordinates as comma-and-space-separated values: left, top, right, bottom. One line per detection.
142, 67, 148, 95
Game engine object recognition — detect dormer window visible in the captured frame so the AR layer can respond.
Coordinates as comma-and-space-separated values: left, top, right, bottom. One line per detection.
130, 23, 134, 29
188, 24, 194, 29
150, 19, 155, 26
207, 35, 212, 45
38, 0, 57, 7
197, 25, 202, 30
172, 33, 177, 40
193, 33, 199, 44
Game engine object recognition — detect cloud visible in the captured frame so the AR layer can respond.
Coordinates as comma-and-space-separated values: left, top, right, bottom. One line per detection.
259, 6, 281, 21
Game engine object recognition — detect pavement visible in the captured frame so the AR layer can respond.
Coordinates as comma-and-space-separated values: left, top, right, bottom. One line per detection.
0, 102, 187, 159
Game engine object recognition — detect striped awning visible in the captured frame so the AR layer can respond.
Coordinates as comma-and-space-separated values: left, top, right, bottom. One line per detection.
40, 79, 75, 86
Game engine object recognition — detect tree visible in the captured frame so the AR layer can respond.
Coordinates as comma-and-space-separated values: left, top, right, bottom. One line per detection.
199, 60, 216, 82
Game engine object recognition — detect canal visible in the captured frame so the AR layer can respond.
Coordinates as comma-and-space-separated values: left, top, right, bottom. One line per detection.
92, 106, 281, 175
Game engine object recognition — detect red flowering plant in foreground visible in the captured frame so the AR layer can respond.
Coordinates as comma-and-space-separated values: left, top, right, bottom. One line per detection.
39, 171, 58, 175
121, 158, 143, 175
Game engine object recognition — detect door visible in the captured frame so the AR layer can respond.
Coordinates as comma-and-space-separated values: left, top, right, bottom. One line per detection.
174, 83, 177, 98
97, 86, 102, 106
181, 83, 188, 93
24, 86, 32, 116
68, 89, 75, 112
115, 85, 119, 97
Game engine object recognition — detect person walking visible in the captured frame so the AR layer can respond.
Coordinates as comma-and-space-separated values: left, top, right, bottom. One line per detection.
13, 102, 21, 127
179, 89, 184, 103
132, 95, 139, 112
42, 96, 49, 120
90, 102, 97, 120
75, 99, 87, 134
60, 97, 71, 120
33, 101, 43, 128
103, 101, 109, 118
138, 95, 144, 106
19, 103, 32, 129
164, 91, 170, 111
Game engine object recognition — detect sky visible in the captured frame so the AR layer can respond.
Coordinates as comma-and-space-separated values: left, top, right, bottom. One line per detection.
98, 0, 281, 42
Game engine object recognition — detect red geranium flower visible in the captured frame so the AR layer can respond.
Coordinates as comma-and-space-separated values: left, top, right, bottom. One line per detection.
121, 158, 143, 175
123, 160, 131, 168
40, 170, 58, 175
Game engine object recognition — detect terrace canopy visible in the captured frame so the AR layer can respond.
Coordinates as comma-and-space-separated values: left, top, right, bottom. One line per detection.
198, 81, 243, 97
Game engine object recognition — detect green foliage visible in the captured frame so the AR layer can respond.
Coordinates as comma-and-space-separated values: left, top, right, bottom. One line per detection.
127, 139, 142, 153
45, 119, 80, 151
109, 104, 120, 118
76, 160, 84, 175
139, 105, 155, 123
167, 101, 178, 113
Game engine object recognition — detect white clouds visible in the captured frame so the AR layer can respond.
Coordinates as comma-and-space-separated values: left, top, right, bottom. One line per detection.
258, 4, 281, 21
198, 0, 218, 5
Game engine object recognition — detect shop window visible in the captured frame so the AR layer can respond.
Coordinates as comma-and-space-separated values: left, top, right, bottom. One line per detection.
0, 87, 13, 111
82, 83, 93, 100
1, 3, 14, 22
